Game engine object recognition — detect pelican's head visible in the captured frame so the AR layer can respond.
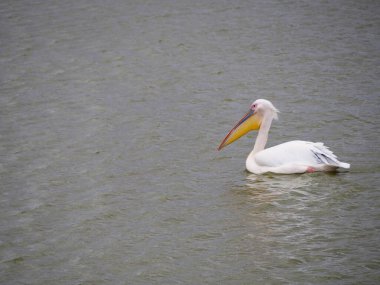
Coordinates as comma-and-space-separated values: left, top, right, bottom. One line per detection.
218, 99, 279, 150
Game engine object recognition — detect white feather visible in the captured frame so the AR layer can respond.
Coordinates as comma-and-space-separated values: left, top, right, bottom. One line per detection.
219, 99, 350, 174
244, 99, 350, 174
251, 141, 350, 174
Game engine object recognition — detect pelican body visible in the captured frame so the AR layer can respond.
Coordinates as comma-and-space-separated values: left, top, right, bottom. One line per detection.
218, 99, 350, 174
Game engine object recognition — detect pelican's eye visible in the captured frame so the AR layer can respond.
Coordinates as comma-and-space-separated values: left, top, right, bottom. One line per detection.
251, 103, 257, 110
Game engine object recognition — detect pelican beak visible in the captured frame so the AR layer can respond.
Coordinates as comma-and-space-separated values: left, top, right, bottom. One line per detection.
218, 109, 261, 150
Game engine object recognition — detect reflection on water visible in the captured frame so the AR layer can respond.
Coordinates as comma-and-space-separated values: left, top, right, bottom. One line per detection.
228, 172, 378, 284
246, 173, 313, 192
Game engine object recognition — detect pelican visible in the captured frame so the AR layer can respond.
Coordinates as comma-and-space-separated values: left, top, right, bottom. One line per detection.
218, 99, 350, 174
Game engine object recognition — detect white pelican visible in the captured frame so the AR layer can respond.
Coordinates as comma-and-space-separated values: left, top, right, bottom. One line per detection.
218, 99, 350, 174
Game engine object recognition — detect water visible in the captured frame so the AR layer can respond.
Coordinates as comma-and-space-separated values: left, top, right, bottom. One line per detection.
1, 0, 379, 284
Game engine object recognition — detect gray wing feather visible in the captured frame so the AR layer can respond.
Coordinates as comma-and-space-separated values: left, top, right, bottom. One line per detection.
310, 142, 340, 166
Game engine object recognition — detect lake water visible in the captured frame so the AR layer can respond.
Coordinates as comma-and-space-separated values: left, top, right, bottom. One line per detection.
1, 0, 379, 284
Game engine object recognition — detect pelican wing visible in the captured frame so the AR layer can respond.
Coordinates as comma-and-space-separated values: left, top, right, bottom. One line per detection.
254, 141, 350, 169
